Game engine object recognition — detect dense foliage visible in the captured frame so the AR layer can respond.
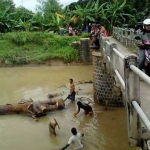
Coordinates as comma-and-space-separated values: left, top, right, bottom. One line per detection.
0, 32, 82, 66
0, 0, 149, 66
0, 0, 149, 33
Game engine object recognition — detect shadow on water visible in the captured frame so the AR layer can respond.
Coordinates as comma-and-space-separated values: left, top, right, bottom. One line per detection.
0, 66, 136, 150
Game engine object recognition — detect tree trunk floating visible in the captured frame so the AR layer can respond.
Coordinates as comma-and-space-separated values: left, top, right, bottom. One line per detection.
0, 94, 65, 121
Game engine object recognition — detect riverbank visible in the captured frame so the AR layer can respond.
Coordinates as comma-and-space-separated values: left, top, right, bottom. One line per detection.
0, 58, 85, 67
0, 32, 89, 67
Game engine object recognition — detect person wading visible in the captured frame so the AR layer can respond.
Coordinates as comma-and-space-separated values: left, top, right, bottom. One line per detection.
74, 101, 93, 117
68, 78, 76, 102
59, 127, 84, 150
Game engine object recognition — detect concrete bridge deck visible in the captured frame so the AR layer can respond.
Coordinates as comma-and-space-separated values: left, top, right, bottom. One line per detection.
108, 36, 150, 119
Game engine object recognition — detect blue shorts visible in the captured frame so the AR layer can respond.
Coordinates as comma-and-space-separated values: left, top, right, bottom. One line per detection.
71, 91, 76, 101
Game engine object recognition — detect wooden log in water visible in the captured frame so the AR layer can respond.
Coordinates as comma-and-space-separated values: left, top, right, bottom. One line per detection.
0, 103, 31, 115
0, 98, 65, 119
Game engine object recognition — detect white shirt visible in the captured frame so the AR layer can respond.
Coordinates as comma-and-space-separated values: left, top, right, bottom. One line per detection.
67, 133, 83, 150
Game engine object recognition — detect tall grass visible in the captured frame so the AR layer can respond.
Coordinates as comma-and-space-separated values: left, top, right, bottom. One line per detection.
0, 32, 83, 66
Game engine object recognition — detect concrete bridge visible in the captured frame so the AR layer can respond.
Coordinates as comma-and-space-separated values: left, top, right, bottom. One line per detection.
72, 27, 150, 150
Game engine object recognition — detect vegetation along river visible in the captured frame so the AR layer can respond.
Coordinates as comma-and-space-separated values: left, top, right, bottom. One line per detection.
0, 65, 136, 150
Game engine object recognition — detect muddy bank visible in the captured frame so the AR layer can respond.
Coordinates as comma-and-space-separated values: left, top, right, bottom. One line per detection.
45, 59, 85, 66
0, 58, 87, 67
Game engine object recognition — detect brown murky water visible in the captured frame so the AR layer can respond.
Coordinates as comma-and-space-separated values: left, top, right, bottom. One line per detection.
0, 66, 136, 150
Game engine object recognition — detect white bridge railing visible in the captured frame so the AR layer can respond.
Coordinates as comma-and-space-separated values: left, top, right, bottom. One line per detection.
100, 31, 150, 150
113, 26, 142, 47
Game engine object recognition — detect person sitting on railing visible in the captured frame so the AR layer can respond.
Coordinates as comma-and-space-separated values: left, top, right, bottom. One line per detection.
89, 35, 100, 49
97, 24, 109, 37
136, 18, 150, 76
90, 23, 97, 36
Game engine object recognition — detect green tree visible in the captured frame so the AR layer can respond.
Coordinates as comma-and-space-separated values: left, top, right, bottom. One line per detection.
15, 19, 32, 31
72, 1, 95, 26
0, 0, 15, 13
14, 7, 34, 22
11, 7, 34, 31
133, 0, 148, 12
56, 7, 78, 27
36, 0, 63, 31
0, 0, 15, 32
0, 6, 16, 32
99, 0, 132, 32
32, 12, 47, 31
36, 0, 62, 18
48, 14, 63, 33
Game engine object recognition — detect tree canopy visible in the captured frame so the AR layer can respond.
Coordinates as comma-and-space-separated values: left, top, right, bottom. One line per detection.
0, 0, 149, 33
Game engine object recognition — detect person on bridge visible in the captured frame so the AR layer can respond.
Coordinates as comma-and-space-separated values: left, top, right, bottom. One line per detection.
59, 127, 84, 150
137, 18, 150, 75
74, 101, 93, 116
97, 24, 109, 37
89, 35, 100, 49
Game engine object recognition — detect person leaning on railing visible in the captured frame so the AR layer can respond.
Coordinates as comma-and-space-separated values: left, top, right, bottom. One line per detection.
97, 24, 109, 37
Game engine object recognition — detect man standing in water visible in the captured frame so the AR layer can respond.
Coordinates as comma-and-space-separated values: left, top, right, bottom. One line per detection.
59, 127, 84, 150
68, 78, 76, 102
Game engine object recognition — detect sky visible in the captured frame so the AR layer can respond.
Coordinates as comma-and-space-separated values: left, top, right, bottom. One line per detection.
13, 0, 78, 12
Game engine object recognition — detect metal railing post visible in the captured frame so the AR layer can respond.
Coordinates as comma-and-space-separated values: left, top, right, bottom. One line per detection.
124, 54, 142, 147
125, 28, 128, 46
100, 33, 105, 53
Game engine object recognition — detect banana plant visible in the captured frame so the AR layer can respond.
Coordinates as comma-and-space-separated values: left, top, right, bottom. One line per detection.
99, 0, 131, 32
72, 3, 95, 25
47, 14, 63, 33
55, 11, 78, 26
31, 12, 48, 31
0, 6, 16, 32
89, 0, 107, 22
15, 19, 32, 31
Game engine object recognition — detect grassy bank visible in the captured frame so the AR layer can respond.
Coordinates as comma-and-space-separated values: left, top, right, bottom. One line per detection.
0, 32, 86, 66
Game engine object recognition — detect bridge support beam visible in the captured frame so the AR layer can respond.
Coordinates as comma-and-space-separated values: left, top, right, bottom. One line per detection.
79, 38, 91, 64
92, 50, 123, 107
124, 54, 142, 147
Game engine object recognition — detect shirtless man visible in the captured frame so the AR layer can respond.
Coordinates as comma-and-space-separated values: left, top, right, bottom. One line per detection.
74, 101, 93, 116
68, 78, 76, 102
98, 25, 108, 37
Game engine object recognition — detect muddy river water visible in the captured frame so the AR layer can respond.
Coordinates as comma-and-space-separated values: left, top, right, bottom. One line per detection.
0, 66, 136, 150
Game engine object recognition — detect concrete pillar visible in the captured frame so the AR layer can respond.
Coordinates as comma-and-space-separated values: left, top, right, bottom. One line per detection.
79, 38, 91, 64
92, 51, 123, 107
124, 54, 142, 147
